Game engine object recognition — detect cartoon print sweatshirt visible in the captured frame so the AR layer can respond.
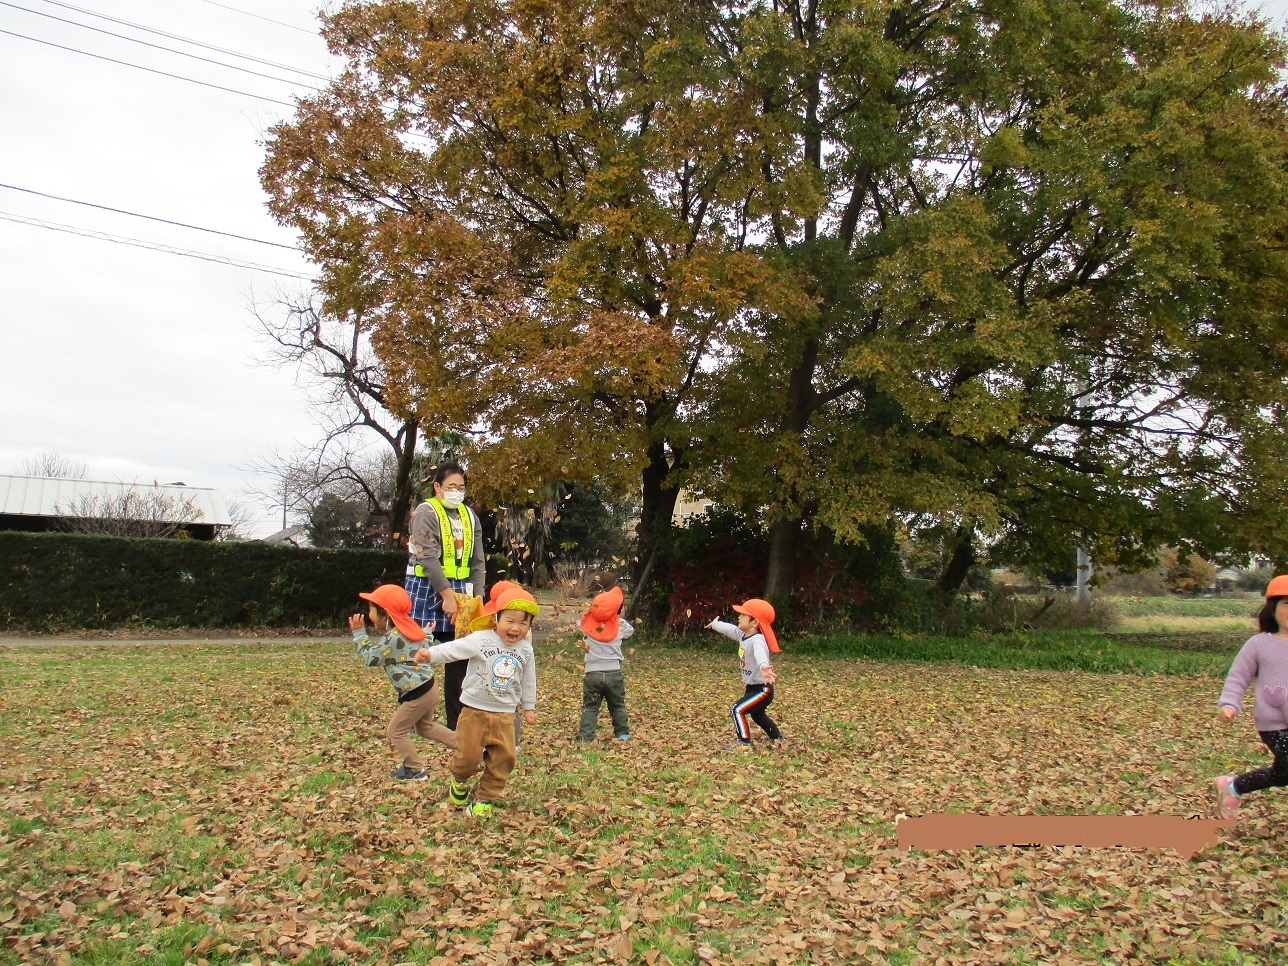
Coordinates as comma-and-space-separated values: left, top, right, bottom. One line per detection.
422, 628, 536, 713
710, 620, 773, 686
353, 628, 435, 699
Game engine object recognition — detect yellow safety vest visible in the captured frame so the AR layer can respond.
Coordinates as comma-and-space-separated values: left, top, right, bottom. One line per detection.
429, 498, 473, 581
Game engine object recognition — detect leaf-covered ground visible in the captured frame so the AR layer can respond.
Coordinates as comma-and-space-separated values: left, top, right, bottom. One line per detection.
2, 640, 1285, 965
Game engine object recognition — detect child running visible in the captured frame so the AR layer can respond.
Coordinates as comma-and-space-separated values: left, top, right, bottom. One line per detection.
349, 584, 457, 782
577, 584, 633, 742
1214, 574, 1288, 821
414, 586, 538, 817
706, 598, 782, 751
465, 580, 528, 751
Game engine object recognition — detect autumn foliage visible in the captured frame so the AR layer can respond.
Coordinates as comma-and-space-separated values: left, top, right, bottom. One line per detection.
3, 639, 1285, 964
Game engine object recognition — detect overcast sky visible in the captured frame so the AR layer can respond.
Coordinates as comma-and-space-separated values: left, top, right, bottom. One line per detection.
3, 0, 1287, 539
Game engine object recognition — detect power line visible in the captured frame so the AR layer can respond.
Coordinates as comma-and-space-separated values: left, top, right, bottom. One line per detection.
2, 1, 323, 90
0, 28, 298, 107
0, 210, 315, 280
191, 0, 318, 36
0, 182, 301, 250
32, 0, 330, 80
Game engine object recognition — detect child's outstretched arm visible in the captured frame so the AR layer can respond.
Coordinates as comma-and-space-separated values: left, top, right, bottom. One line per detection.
413, 631, 485, 665
707, 618, 742, 642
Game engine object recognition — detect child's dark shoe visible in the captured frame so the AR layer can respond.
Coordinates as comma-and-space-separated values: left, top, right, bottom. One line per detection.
392, 766, 428, 781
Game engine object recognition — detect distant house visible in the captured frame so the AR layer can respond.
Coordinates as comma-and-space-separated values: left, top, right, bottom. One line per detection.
672, 490, 714, 525
0, 475, 231, 541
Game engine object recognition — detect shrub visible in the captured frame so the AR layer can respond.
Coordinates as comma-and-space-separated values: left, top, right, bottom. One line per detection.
0, 531, 407, 631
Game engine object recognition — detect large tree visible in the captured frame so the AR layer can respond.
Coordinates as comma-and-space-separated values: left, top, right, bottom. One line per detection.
263, 0, 1288, 606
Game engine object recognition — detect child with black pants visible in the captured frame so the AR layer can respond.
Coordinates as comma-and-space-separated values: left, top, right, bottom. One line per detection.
707, 598, 782, 751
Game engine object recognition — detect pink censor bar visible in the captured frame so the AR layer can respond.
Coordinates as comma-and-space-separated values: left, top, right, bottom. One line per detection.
897, 814, 1234, 859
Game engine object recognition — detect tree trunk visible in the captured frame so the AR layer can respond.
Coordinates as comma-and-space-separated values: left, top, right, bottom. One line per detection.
386, 420, 419, 549
635, 421, 680, 621
934, 526, 976, 599
764, 517, 800, 601
763, 58, 822, 605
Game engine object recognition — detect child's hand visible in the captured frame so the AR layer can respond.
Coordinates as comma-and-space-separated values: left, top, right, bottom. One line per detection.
761, 665, 777, 685
523, 710, 537, 726
413, 648, 433, 664
348, 614, 366, 632
706, 619, 718, 629
1218, 706, 1237, 724
579, 640, 590, 652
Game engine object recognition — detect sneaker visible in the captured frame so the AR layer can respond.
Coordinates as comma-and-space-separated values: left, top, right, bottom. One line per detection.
616, 734, 631, 741
467, 800, 493, 819
722, 741, 754, 753
392, 766, 428, 781
448, 778, 470, 807
1215, 775, 1241, 821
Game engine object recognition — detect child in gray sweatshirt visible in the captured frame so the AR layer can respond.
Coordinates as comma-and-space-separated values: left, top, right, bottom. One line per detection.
577, 586, 633, 742
414, 587, 538, 818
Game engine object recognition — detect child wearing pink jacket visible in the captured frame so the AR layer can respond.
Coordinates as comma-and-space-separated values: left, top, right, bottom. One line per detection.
1214, 574, 1288, 820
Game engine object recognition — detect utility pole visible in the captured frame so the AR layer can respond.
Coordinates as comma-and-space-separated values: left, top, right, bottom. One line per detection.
1076, 545, 1092, 607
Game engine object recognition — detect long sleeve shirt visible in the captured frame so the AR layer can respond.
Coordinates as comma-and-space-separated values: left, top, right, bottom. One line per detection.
1218, 632, 1288, 731
407, 501, 486, 595
353, 628, 435, 698
583, 619, 634, 673
710, 620, 772, 686
422, 628, 536, 713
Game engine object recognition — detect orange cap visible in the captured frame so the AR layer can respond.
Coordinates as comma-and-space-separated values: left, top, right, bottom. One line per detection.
732, 598, 778, 654
581, 586, 624, 643
358, 584, 426, 642
1266, 575, 1288, 598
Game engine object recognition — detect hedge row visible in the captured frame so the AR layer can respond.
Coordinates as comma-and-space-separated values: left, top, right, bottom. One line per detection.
0, 531, 408, 631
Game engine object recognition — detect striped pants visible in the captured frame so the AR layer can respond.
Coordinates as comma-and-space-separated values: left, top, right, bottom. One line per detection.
732, 684, 781, 743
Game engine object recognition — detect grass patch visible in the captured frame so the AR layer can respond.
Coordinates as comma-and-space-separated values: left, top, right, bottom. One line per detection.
789, 629, 1231, 676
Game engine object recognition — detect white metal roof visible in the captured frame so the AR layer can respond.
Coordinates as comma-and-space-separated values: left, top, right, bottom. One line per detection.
0, 475, 232, 526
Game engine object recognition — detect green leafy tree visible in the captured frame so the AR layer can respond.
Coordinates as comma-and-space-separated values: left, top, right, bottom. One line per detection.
262, 0, 1288, 612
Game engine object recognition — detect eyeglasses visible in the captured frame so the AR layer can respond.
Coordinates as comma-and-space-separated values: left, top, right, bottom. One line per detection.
439, 483, 466, 492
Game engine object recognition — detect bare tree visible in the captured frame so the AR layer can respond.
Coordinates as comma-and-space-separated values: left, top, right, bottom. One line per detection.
251, 291, 421, 546
55, 484, 205, 538
19, 451, 89, 479
215, 496, 258, 542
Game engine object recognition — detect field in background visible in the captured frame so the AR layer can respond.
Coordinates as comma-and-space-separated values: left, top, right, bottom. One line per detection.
1102, 596, 1260, 635
2, 637, 1284, 965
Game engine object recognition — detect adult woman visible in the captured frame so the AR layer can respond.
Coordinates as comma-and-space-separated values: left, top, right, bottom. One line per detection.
405, 462, 486, 730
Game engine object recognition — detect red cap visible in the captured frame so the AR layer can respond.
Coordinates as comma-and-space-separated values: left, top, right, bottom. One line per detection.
581, 586, 624, 642
358, 584, 426, 642
732, 598, 778, 654
1267, 575, 1288, 598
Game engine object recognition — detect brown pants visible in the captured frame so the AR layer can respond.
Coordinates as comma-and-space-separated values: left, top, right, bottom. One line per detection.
451, 706, 518, 802
387, 680, 457, 770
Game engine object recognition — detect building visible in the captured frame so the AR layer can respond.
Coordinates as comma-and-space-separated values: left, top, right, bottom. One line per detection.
0, 475, 232, 541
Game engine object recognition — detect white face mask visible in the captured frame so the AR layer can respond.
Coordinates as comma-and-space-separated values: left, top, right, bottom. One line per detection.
440, 490, 466, 509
